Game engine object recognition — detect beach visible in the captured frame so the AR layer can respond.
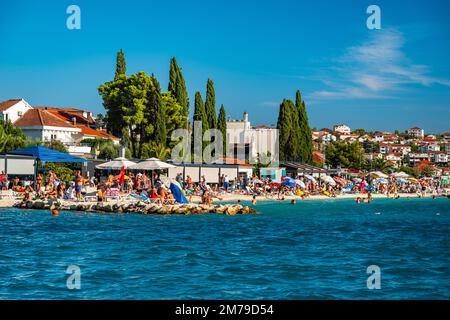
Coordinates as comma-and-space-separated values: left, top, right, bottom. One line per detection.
1, 190, 448, 210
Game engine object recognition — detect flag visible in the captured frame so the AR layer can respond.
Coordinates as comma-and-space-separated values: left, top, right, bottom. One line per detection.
118, 166, 125, 184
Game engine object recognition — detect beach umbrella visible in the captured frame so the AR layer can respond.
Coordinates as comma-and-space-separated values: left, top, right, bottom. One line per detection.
370, 171, 389, 178
304, 174, 317, 183
128, 157, 176, 170
333, 176, 348, 186
294, 179, 306, 188
408, 177, 419, 183
397, 178, 407, 184
320, 175, 336, 186
393, 171, 410, 178
96, 157, 136, 170
377, 178, 388, 184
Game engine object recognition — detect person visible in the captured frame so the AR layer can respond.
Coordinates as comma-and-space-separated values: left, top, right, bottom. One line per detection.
20, 185, 34, 207
252, 195, 257, 205
367, 191, 373, 203
186, 175, 192, 189
74, 170, 83, 201
97, 185, 104, 202
36, 174, 43, 192
201, 190, 212, 205
223, 175, 230, 192
355, 197, 362, 203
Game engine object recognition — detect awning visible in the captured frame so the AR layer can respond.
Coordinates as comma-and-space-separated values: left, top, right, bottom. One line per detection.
7, 146, 90, 163
96, 157, 136, 170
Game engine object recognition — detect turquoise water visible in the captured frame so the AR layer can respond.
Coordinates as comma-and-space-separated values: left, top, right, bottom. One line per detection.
0, 198, 449, 299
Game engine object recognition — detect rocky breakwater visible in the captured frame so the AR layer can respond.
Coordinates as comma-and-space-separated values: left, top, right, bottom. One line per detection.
14, 199, 256, 215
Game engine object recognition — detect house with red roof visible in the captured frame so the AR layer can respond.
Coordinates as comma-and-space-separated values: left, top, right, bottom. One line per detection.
0, 98, 120, 156
0, 99, 33, 123
407, 127, 424, 138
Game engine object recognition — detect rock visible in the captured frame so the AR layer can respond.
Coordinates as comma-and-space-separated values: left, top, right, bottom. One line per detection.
33, 201, 45, 209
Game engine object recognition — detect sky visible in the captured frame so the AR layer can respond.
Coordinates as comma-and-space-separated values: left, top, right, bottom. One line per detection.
0, 0, 449, 133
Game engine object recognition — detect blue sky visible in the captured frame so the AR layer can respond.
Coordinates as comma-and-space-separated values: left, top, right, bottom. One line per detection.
0, 0, 449, 132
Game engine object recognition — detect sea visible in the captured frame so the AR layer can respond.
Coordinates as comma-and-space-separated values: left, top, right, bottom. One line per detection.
0, 197, 449, 299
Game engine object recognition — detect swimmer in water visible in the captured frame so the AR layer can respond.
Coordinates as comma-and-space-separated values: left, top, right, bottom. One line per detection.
252, 195, 257, 205
290, 199, 296, 205
355, 197, 361, 203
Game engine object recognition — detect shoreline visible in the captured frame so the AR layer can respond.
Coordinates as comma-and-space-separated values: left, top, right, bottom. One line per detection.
0, 191, 448, 209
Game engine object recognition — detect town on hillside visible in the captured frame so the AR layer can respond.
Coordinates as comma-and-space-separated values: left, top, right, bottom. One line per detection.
1, 98, 449, 179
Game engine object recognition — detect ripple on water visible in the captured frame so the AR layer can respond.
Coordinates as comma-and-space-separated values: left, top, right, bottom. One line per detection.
0, 198, 449, 299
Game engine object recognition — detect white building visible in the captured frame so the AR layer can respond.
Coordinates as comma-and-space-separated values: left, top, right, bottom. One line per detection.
226, 112, 278, 164
408, 127, 424, 138
14, 108, 82, 143
333, 124, 351, 135
0, 99, 33, 123
0, 98, 120, 156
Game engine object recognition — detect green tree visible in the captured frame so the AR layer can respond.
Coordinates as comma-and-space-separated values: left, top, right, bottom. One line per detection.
295, 90, 313, 163
0, 120, 27, 153
410, 142, 419, 152
45, 162, 74, 183
162, 91, 185, 147
217, 104, 227, 157
204, 79, 217, 129
42, 140, 68, 153
325, 141, 365, 169
114, 49, 126, 80
362, 140, 380, 153
168, 57, 189, 129
98, 73, 129, 138
277, 99, 298, 161
151, 76, 167, 147
353, 128, 366, 136
193, 91, 208, 132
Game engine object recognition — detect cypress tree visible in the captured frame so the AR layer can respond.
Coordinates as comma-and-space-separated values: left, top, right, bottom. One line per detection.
152, 76, 166, 146
114, 49, 126, 80
193, 91, 208, 132
204, 79, 217, 129
217, 104, 227, 157
277, 99, 297, 161
295, 90, 313, 163
168, 57, 189, 129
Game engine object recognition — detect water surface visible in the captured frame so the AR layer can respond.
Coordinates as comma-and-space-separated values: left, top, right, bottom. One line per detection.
0, 198, 449, 299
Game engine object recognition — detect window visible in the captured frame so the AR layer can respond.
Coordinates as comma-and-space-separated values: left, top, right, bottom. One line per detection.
51, 134, 57, 140
17, 111, 23, 117
4, 114, 8, 121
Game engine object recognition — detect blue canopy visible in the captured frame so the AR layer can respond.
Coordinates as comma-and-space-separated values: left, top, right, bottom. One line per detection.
7, 146, 90, 163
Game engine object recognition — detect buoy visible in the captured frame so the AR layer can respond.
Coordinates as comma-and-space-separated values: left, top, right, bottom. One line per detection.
52, 209, 59, 216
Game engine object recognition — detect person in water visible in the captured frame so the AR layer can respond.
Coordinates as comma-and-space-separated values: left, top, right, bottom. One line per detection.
252, 195, 257, 205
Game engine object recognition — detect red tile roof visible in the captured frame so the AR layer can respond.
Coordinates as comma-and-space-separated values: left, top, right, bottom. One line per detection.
14, 109, 78, 128
0, 99, 21, 111
76, 125, 119, 140
34, 107, 94, 125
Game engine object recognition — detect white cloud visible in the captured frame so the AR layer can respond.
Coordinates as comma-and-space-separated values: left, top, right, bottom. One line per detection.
310, 28, 450, 100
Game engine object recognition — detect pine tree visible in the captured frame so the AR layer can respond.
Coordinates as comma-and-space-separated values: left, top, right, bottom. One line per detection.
168, 57, 189, 129
295, 90, 313, 163
204, 79, 217, 129
217, 104, 227, 157
114, 49, 126, 80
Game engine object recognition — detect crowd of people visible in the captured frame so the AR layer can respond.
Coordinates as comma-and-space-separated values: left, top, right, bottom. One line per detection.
1, 168, 448, 207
